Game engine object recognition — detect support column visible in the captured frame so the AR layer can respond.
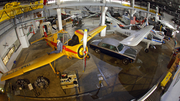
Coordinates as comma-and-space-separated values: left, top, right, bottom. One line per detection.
100, 0, 108, 37
155, 7, 159, 22
146, 2, 150, 25
15, 18, 30, 48
129, 0, 135, 30
41, 10, 44, 19
57, 8, 63, 30
130, 0, 135, 19
31, 14, 37, 33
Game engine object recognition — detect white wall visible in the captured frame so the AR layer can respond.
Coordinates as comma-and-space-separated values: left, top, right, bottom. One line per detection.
49, 9, 57, 16
6, 46, 23, 70
0, 29, 17, 59
0, 28, 22, 89
0, 13, 37, 89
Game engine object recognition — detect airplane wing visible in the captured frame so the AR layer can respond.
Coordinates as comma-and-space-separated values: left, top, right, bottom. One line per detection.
159, 20, 175, 30
86, 25, 106, 42
78, 25, 106, 43
120, 25, 154, 46
1, 52, 65, 81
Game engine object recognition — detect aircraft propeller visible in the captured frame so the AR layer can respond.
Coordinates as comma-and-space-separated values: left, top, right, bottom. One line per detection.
83, 29, 88, 72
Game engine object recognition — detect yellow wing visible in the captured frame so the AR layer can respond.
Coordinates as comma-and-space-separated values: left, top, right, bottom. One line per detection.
79, 25, 106, 43
1, 52, 64, 81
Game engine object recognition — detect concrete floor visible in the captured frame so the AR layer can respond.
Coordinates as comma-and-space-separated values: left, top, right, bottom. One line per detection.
3, 18, 177, 101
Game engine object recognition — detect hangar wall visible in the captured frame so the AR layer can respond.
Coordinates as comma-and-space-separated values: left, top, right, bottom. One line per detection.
0, 29, 17, 60
0, 12, 40, 88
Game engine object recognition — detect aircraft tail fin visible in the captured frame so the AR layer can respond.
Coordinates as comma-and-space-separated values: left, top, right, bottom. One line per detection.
107, 17, 118, 31
106, 12, 113, 18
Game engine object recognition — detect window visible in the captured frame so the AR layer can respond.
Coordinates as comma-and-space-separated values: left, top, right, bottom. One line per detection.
110, 45, 118, 51
102, 43, 110, 49
2, 46, 15, 65
58, 32, 71, 45
58, 33, 64, 43
2, 39, 20, 66
118, 44, 124, 51
147, 34, 153, 40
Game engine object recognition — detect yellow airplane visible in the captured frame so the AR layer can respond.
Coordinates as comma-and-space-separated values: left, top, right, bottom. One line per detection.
1, 25, 106, 81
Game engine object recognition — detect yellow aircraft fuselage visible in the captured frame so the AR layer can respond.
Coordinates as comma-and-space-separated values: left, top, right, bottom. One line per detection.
44, 29, 88, 60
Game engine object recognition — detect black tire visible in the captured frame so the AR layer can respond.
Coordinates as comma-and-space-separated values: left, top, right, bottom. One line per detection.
95, 49, 100, 53
145, 49, 149, 53
122, 59, 129, 65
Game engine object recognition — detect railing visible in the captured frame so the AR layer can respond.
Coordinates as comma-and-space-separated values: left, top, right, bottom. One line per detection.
0, 1, 43, 23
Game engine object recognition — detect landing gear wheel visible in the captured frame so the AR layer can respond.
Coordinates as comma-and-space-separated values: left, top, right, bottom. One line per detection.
86, 54, 90, 59
145, 49, 149, 53
95, 49, 100, 53
122, 59, 129, 65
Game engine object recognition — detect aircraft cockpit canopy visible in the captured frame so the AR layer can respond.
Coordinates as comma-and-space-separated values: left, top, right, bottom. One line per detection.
58, 32, 71, 45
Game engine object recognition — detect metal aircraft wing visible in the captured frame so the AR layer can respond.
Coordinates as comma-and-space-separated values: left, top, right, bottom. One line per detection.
87, 25, 106, 42
120, 25, 154, 46
159, 20, 175, 30
78, 25, 106, 43
1, 52, 64, 81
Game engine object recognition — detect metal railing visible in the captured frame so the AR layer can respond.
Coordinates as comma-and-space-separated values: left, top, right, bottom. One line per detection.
0, 1, 43, 23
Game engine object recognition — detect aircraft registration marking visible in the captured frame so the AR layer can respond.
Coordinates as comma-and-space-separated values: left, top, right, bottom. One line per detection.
125, 32, 131, 36
4, 64, 31, 76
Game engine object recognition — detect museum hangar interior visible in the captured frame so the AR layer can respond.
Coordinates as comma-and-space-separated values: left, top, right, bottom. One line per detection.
0, 0, 180, 101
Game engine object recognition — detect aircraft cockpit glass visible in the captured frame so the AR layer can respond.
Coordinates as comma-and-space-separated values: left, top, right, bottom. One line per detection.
147, 34, 153, 40
58, 32, 71, 45
153, 36, 161, 41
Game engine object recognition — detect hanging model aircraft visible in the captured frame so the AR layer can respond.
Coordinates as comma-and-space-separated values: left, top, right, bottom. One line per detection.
83, 7, 101, 17
106, 11, 147, 30
63, 12, 99, 28
1, 23, 106, 81
106, 15, 165, 53
63, 14, 84, 28
149, 14, 179, 38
